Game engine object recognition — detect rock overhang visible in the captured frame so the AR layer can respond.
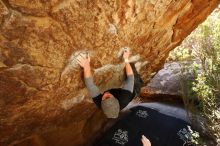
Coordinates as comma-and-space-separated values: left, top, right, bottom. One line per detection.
0, 0, 219, 145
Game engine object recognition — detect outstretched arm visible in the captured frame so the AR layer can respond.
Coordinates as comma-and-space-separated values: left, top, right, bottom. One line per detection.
77, 54, 101, 98
122, 50, 134, 92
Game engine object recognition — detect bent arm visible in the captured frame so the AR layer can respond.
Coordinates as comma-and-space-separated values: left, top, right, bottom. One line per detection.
83, 66, 101, 98
122, 63, 134, 92
84, 77, 101, 98
77, 54, 101, 105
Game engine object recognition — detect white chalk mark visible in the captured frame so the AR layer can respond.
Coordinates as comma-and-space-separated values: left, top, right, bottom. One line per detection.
129, 54, 140, 62
108, 24, 118, 35
61, 50, 90, 78
61, 95, 85, 110
52, 0, 75, 12
117, 47, 131, 59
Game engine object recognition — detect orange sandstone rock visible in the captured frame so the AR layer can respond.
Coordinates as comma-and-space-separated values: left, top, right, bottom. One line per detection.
0, 0, 219, 145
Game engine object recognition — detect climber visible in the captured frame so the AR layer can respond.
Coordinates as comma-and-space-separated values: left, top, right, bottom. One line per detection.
77, 49, 143, 118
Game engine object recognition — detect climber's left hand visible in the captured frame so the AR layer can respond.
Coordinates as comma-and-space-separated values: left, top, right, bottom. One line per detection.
123, 49, 130, 60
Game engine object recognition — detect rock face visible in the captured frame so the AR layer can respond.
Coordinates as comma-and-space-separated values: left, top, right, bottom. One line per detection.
140, 62, 184, 104
0, 0, 219, 145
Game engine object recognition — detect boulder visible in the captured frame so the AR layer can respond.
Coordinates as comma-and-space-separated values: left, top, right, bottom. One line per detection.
0, 0, 219, 145
147, 62, 182, 95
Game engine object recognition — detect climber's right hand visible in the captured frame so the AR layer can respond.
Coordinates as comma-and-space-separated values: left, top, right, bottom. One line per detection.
77, 54, 90, 69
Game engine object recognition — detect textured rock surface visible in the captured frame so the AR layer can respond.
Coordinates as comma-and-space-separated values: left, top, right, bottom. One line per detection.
139, 62, 184, 104
147, 62, 182, 95
0, 0, 219, 145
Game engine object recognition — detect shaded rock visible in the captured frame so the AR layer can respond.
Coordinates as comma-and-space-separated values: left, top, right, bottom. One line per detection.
9, 135, 45, 146
139, 61, 191, 104
147, 62, 182, 95
0, 0, 219, 145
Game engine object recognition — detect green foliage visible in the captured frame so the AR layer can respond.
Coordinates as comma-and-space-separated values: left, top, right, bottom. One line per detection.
168, 47, 192, 61
168, 7, 220, 145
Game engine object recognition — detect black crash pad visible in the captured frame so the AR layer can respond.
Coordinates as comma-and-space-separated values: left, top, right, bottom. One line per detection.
95, 106, 194, 146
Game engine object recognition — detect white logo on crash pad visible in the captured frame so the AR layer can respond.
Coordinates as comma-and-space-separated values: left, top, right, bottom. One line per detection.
136, 110, 148, 118
177, 126, 199, 146
112, 129, 128, 145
